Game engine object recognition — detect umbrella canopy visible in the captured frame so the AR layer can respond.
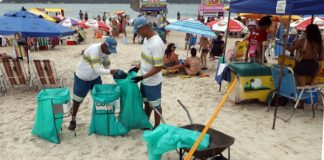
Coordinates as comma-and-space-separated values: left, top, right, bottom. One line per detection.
165, 19, 216, 38
239, 13, 301, 21
79, 20, 109, 32
295, 17, 324, 31
113, 10, 125, 15
59, 18, 79, 27
207, 18, 248, 33
28, 8, 57, 23
0, 10, 74, 37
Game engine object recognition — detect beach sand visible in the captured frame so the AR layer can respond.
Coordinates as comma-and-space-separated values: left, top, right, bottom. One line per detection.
0, 28, 322, 160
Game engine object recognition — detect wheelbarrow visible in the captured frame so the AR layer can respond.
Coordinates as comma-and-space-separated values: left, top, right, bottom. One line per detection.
150, 100, 235, 160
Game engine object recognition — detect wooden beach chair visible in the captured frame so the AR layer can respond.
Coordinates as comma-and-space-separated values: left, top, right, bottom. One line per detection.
0, 58, 32, 95
32, 59, 66, 91
37, 37, 49, 51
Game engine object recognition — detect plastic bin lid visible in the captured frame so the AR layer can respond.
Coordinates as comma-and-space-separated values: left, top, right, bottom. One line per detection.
37, 88, 70, 104
229, 62, 272, 76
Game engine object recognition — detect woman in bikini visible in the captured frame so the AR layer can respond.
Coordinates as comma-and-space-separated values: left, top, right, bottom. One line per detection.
286, 24, 324, 86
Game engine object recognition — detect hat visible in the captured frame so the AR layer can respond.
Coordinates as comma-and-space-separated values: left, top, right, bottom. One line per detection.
104, 37, 117, 53
132, 17, 150, 33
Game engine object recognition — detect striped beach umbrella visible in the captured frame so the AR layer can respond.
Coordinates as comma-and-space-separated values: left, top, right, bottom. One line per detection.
59, 18, 79, 27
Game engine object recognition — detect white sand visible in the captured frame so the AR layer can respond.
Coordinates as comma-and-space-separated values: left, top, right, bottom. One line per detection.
0, 28, 322, 160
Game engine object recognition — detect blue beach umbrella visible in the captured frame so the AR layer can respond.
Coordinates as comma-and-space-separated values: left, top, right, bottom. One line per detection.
0, 9, 74, 37
165, 19, 216, 38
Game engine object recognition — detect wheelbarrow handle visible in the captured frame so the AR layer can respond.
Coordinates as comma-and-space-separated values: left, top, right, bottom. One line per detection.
177, 100, 194, 125
148, 105, 167, 124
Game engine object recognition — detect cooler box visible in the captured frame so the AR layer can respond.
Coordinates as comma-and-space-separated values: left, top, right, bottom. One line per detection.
67, 40, 76, 45
229, 62, 274, 102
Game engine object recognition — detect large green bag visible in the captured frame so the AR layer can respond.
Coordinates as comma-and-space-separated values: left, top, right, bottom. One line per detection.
142, 124, 210, 160
89, 84, 129, 136
32, 88, 70, 144
114, 71, 153, 129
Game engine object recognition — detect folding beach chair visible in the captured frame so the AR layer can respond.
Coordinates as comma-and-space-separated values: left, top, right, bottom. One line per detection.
4, 37, 14, 47
14, 45, 28, 60
268, 64, 323, 122
32, 59, 66, 91
37, 37, 49, 50
0, 58, 32, 95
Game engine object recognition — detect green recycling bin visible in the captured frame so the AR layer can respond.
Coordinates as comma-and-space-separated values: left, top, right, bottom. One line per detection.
32, 88, 71, 144
89, 84, 129, 136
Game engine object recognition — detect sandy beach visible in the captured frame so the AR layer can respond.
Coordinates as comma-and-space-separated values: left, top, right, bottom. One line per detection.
0, 27, 322, 160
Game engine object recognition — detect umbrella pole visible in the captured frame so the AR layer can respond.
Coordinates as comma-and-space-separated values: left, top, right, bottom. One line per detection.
311, 14, 315, 24
222, 12, 231, 56
272, 15, 292, 130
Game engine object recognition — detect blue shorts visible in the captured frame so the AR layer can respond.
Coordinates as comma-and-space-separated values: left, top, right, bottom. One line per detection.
73, 74, 102, 103
140, 83, 162, 109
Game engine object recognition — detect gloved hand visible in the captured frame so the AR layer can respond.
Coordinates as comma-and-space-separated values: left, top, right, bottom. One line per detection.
128, 67, 139, 73
131, 76, 144, 83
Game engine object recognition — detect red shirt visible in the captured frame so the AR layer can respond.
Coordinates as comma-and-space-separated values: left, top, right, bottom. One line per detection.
248, 29, 267, 46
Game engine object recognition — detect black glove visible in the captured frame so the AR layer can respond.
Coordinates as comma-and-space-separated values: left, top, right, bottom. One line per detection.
128, 67, 139, 73
131, 76, 144, 83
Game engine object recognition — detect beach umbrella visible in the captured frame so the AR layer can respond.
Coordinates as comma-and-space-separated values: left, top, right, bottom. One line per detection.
165, 19, 216, 38
295, 17, 324, 31
113, 10, 125, 15
207, 18, 248, 33
79, 20, 109, 32
28, 8, 57, 23
59, 18, 79, 27
0, 10, 74, 37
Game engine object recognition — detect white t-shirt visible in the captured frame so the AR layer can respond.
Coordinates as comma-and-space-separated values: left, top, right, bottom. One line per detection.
140, 34, 164, 86
76, 43, 111, 81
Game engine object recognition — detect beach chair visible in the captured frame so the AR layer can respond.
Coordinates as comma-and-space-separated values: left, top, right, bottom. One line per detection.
268, 64, 323, 122
14, 45, 28, 60
32, 59, 66, 91
37, 37, 49, 50
0, 58, 32, 95
4, 37, 14, 47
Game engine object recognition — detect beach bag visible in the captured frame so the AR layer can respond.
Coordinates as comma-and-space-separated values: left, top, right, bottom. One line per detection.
248, 44, 257, 57
114, 71, 153, 129
32, 88, 70, 144
89, 84, 129, 136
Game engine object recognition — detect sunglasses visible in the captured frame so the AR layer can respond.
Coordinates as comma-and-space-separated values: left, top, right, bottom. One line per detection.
173, 46, 176, 49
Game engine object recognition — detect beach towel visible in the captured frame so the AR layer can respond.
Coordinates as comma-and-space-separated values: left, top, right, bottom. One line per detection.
215, 55, 231, 91
32, 88, 70, 144
114, 71, 153, 129
142, 124, 210, 160
89, 84, 129, 136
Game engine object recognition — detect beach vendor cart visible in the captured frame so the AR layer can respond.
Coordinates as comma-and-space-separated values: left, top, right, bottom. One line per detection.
228, 62, 274, 103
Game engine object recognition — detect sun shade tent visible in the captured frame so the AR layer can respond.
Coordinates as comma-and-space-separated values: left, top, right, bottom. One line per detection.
230, 0, 324, 15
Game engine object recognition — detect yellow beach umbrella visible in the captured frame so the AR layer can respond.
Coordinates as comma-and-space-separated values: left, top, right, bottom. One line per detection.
28, 8, 56, 23
113, 10, 125, 15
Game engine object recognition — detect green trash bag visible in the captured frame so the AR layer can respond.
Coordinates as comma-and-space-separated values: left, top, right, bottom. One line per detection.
142, 124, 210, 160
89, 84, 129, 136
114, 71, 153, 129
32, 88, 71, 144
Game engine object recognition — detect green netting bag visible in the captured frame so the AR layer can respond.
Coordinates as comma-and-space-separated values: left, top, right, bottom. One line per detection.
32, 88, 71, 144
114, 71, 153, 129
142, 124, 210, 160
89, 84, 129, 136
